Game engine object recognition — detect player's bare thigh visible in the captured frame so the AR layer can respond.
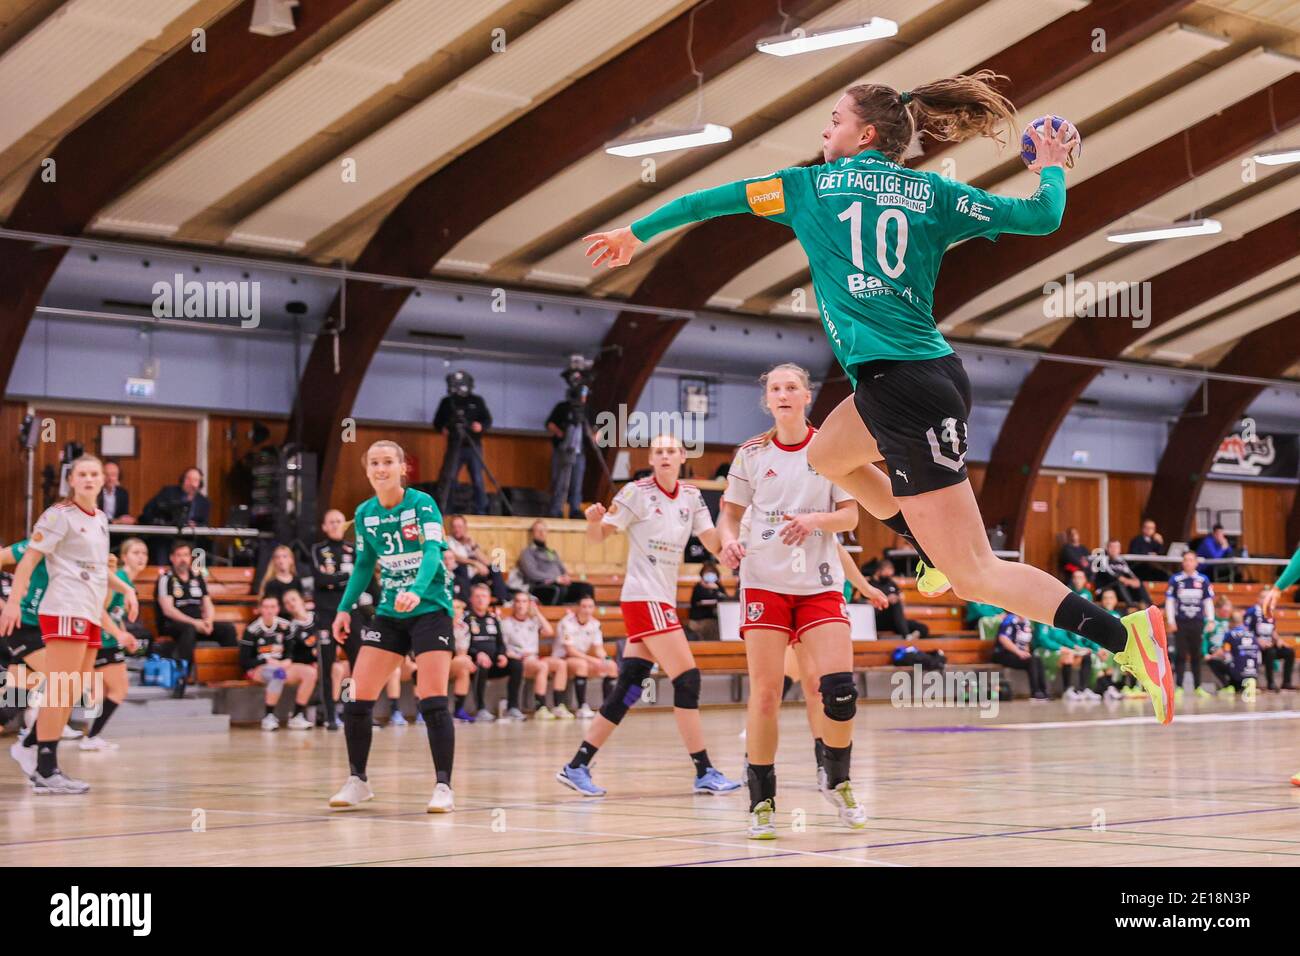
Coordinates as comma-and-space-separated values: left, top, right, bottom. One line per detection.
808, 394, 882, 475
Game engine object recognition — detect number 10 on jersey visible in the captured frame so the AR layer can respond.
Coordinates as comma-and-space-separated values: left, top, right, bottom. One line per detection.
838, 201, 908, 281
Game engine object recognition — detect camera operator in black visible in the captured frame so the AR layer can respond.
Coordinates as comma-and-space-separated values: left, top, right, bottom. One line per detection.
310, 509, 355, 729
433, 371, 493, 514
546, 364, 592, 519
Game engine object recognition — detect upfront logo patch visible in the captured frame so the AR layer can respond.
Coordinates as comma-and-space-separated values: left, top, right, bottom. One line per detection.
49, 886, 151, 936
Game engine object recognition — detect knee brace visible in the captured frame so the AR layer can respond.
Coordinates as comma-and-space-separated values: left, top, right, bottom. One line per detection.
418, 696, 449, 718
343, 699, 374, 720
598, 658, 654, 725
672, 668, 702, 710
819, 672, 858, 722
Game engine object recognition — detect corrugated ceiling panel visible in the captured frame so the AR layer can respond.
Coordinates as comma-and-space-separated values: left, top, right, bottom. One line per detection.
1154, 278, 1300, 362
438, 0, 945, 274
95, 0, 514, 237
0, 0, 200, 156
528, 0, 1089, 287
228, 0, 687, 252
935, 48, 1300, 330
977, 135, 1300, 341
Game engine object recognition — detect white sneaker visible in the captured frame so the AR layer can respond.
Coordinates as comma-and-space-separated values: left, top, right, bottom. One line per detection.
475, 708, 496, 722
427, 782, 455, 813
10, 740, 36, 778
79, 736, 119, 751
329, 775, 374, 809
1103, 686, 1122, 702
1080, 688, 1102, 702
534, 706, 556, 721
577, 704, 596, 719
551, 703, 575, 720
1063, 688, 1081, 701
826, 780, 868, 829
261, 713, 280, 731
61, 724, 83, 740
506, 707, 526, 721
287, 714, 312, 730
31, 769, 90, 795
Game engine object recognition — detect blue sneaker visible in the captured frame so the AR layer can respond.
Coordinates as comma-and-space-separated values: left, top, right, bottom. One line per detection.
454, 708, 475, 723
389, 710, 408, 726
693, 767, 742, 794
555, 764, 606, 797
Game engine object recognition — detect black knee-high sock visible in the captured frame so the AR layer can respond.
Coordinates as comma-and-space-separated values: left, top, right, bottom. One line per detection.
1079, 655, 1093, 690
1061, 663, 1073, 693
573, 677, 588, 707
601, 675, 615, 702
24, 724, 38, 748
746, 762, 776, 811
418, 697, 454, 786
342, 700, 375, 780
1053, 592, 1127, 652
454, 693, 467, 711
690, 749, 713, 778
535, 692, 548, 710
781, 675, 794, 700
882, 511, 935, 568
36, 739, 58, 777
88, 698, 119, 738
823, 742, 852, 789
569, 741, 597, 769
814, 737, 826, 772
473, 670, 489, 711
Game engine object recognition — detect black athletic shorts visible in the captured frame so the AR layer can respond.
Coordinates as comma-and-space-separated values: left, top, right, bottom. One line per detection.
357, 611, 453, 658
95, 644, 127, 668
2, 622, 45, 662
853, 353, 972, 498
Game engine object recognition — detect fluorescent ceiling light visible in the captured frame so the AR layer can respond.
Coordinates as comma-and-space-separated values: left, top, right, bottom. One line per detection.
605, 123, 732, 157
1253, 148, 1300, 166
1106, 218, 1222, 244
756, 18, 898, 56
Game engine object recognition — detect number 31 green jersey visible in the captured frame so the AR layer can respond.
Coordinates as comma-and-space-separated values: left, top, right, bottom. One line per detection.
631, 148, 1066, 386
338, 487, 451, 619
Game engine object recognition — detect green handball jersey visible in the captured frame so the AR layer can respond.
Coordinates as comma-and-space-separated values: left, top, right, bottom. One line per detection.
9, 539, 48, 628
104, 568, 133, 650
631, 149, 1066, 386
338, 487, 452, 619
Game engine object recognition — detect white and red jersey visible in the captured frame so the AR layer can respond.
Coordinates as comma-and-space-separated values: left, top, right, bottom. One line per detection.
555, 612, 604, 657
500, 614, 542, 657
724, 426, 852, 595
29, 501, 111, 621
603, 477, 713, 604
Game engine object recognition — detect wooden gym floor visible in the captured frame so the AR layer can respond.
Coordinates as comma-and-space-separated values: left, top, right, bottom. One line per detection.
3, 694, 1300, 867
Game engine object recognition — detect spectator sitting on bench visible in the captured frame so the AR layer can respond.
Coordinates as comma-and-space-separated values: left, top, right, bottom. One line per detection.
259, 544, 305, 606
156, 540, 237, 699
1090, 589, 1129, 700
687, 558, 728, 641
870, 559, 928, 640
464, 583, 523, 721
1034, 616, 1099, 702
554, 595, 616, 718
1092, 539, 1151, 609
991, 611, 1049, 702
1207, 609, 1261, 699
446, 514, 511, 603
450, 599, 477, 722
516, 520, 595, 605
240, 595, 315, 731
1245, 598, 1294, 692
501, 591, 571, 719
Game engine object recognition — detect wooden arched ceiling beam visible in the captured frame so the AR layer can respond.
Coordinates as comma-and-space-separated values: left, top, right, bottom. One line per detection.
584, 0, 1197, 496
287, 0, 836, 511
0, 0, 365, 395
1144, 308, 1300, 542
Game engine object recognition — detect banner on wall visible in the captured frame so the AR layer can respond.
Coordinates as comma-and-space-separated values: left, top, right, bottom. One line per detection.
1211, 419, 1300, 479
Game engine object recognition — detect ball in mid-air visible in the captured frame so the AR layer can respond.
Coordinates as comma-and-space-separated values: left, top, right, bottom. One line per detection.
1020, 115, 1081, 168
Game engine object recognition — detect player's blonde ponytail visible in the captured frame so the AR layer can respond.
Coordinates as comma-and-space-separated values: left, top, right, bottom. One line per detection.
846, 70, 1016, 162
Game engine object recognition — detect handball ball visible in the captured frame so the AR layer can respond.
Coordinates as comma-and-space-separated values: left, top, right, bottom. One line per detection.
1020, 115, 1081, 169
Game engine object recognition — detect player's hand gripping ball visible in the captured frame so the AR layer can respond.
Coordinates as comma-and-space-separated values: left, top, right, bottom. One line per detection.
1020, 115, 1081, 170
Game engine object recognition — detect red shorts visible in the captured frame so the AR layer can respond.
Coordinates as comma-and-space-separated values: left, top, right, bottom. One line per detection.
620, 601, 682, 642
39, 614, 102, 648
739, 588, 849, 644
